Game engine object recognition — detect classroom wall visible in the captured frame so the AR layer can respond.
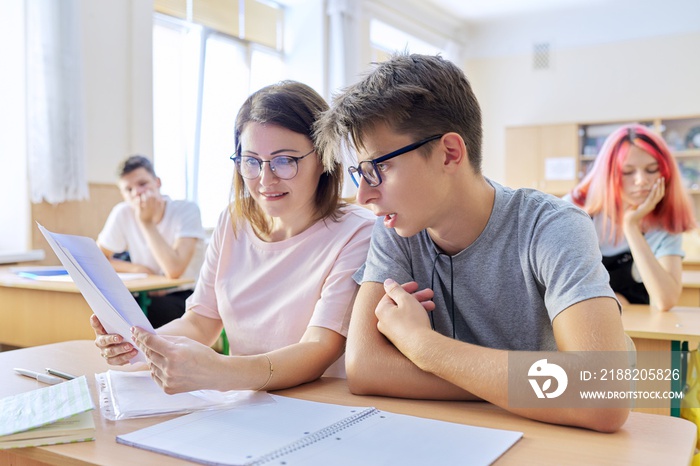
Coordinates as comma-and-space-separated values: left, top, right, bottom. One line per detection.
464, 0, 700, 183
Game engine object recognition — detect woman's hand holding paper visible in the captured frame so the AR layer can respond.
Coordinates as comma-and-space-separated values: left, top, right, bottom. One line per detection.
131, 327, 227, 394
91, 314, 139, 366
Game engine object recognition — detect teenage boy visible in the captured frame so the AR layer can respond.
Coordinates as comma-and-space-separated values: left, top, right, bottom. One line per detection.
315, 53, 630, 432
98, 155, 206, 328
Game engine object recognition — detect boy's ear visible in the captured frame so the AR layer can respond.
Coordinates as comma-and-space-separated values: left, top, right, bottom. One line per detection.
155, 176, 162, 189
441, 133, 467, 170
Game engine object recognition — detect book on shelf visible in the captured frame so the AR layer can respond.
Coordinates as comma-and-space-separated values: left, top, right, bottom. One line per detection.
0, 376, 95, 449
117, 394, 523, 466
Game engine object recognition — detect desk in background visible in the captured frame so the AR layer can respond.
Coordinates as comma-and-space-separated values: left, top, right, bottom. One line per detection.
0, 340, 696, 466
0, 267, 193, 348
621, 304, 700, 416
682, 258, 700, 271
681, 270, 700, 306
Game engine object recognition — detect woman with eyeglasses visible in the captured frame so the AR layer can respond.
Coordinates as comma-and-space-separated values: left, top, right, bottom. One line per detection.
567, 124, 696, 311
90, 81, 374, 393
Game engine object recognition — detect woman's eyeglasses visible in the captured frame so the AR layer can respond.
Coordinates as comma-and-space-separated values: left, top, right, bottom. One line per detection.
230, 149, 315, 180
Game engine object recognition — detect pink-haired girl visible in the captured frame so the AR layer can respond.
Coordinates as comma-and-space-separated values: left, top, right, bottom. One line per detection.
568, 124, 696, 311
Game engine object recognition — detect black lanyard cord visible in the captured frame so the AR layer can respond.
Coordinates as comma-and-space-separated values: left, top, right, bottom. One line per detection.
430, 252, 455, 339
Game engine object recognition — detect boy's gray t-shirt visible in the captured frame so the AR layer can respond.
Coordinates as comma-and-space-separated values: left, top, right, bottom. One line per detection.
354, 179, 616, 351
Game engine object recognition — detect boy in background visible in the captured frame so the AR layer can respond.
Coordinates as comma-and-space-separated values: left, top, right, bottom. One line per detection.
98, 155, 206, 328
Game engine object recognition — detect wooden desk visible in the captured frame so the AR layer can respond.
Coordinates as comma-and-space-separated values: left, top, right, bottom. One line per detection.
681, 270, 700, 306
622, 304, 700, 416
0, 268, 193, 347
622, 304, 700, 343
682, 258, 700, 272
0, 341, 696, 466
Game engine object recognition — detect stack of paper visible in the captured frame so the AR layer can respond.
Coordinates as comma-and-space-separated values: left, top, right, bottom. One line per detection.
0, 376, 95, 449
96, 370, 271, 420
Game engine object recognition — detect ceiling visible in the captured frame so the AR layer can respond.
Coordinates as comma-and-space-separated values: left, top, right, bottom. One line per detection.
422, 0, 611, 21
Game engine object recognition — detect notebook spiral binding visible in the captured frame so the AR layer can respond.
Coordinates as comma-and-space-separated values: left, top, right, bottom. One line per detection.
249, 407, 380, 465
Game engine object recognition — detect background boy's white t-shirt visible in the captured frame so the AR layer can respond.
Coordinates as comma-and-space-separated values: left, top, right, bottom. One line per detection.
97, 196, 207, 285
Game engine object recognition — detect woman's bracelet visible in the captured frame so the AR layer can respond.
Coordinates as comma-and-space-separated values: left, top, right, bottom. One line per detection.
257, 353, 274, 391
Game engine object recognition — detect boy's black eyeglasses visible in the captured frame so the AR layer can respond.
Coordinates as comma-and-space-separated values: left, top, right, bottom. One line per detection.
348, 134, 443, 187
230, 149, 315, 180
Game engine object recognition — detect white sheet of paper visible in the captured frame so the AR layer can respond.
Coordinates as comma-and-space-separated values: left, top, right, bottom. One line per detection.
544, 157, 576, 181
38, 224, 154, 363
96, 371, 272, 420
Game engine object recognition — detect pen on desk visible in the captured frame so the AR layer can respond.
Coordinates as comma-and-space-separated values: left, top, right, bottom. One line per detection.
46, 368, 78, 380
14, 368, 64, 385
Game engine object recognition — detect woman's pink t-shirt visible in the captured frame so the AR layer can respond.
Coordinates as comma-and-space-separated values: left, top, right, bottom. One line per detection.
187, 204, 375, 377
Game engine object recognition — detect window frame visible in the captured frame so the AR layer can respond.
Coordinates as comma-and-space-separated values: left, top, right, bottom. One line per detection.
152, 11, 284, 228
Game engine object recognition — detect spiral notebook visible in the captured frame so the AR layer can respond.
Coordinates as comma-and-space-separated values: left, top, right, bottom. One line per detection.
116, 395, 522, 466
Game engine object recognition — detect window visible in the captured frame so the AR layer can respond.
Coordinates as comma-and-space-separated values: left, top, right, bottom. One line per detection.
152, 17, 200, 202
369, 19, 444, 62
152, 1, 284, 228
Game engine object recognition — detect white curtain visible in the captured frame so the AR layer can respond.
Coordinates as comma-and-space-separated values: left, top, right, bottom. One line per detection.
326, 0, 362, 198
326, 0, 360, 95
25, 0, 88, 204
